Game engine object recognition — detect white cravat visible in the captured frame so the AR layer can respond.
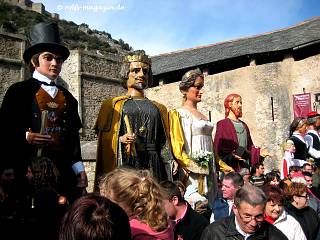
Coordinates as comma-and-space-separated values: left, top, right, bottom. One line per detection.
33, 70, 58, 98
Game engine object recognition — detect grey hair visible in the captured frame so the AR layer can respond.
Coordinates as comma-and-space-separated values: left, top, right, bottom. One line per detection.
234, 184, 267, 208
239, 168, 250, 177
179, 68, 203, 92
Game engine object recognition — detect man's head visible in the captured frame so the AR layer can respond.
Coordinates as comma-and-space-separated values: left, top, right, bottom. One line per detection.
222, 172, 244, 200
307, 111, 320, 130
289, 165, 301, 179
233, 184, 266, 234
160, 180, 184, 219
31, 52, 64, 80
302, 163, 314, 174
289, 117, 307, 136
303, 172, 313, 188
120, 50, 152, 90
224, 93, 242, 119
23, 22, 69, 79
251, 162, 264, 177
0, 167, 15, 191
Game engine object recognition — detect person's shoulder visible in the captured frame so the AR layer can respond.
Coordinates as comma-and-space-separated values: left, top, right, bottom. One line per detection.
151, 100, 168, 112
216, 118, 226, 123
8, 78, 37, 89
206, 215, 231, 229
100, 95, 128, 107
201, 216, 231, 239
216, 118, 231, 126
176, 107, 191, 117
188, 205, 209, 224
264, 221, 288, 240
5, 78, 39, 96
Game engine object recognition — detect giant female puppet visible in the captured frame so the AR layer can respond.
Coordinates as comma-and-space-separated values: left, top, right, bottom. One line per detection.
169, 69, 232, 205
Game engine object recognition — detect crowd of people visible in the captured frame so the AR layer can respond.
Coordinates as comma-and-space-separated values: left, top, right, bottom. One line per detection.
1, 21, 320, 240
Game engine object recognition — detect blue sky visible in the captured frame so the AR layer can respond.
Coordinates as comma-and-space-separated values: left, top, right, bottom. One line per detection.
33, 0, 320, 56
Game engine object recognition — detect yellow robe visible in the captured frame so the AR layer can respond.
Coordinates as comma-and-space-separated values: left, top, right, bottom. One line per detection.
169, 109, 231, 173
94, 96, 172, 187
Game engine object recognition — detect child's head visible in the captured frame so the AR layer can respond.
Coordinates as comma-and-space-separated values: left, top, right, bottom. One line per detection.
99, 168, 168, 231
59, 194, 131, 240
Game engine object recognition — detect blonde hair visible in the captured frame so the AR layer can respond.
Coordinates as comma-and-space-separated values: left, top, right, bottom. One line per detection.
282, 139, 294, 152
99, 168, 168, 231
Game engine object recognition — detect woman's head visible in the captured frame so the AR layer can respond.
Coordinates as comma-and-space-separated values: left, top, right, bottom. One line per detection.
284, 182, 308, 209
99, 168, 168, 231
289, 117, 307, 136
262, 185, 285, 220
264, 171, 280, 186
179, 69, 204, 103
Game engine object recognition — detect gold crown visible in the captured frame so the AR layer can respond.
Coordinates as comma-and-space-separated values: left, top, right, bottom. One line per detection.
124, 54, 151, 65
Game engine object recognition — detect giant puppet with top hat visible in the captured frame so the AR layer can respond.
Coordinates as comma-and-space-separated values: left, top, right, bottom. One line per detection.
0, 22, 87, 204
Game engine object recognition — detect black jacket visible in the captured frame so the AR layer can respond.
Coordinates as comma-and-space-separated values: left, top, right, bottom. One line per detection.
0, 78, 83, 194
285, 203, 320, 240
200, 215, 288, 240
175, 203, 209, 240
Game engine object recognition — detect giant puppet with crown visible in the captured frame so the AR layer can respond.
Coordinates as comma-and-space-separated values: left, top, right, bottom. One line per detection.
0, 22, 87, 203
94, 50, 174, 187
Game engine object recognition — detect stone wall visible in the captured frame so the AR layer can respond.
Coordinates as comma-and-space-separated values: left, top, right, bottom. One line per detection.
81, 77, 126, 141
146, 53, 320, 171
0, 32, 25, 106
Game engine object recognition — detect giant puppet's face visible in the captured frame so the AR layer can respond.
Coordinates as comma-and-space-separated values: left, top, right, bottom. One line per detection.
127, 61, 150, 90
184, 76, 204, 104
33, 52, 63, 80
229, 96, 243, 118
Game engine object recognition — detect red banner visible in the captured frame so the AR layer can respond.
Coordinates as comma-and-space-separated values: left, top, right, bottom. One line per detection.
293, 93, 311, 118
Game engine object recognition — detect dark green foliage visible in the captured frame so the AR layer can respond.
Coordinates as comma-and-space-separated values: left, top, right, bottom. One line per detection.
0, 1, 132, 53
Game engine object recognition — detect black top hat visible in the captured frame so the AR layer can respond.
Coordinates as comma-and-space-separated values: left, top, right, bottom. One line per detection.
23, 22, 70, 63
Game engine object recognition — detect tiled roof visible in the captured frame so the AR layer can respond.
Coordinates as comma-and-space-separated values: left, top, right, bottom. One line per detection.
151, 17, 320, 75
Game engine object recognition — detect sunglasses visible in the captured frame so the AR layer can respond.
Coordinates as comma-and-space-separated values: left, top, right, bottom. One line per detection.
41, 53, 64, 64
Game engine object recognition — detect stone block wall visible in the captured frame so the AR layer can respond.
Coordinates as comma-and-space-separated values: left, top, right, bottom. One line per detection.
79, 52, 125, 141
81, 77, 126, 140
0, 63, 23, 105
0, 33, 23, 59
146, 54, 320, 171
0, 32, 25, 106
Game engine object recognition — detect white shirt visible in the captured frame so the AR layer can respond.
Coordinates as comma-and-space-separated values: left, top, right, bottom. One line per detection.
210, 199, 233, 223
33, 70, 58, 98
235, 216, 252, 240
